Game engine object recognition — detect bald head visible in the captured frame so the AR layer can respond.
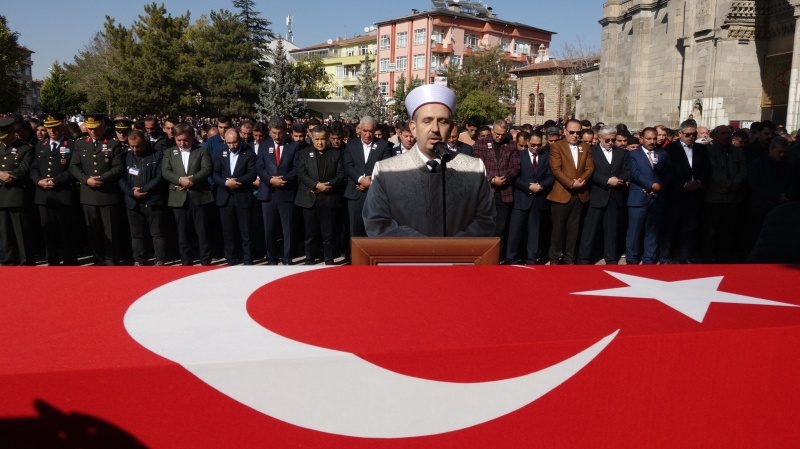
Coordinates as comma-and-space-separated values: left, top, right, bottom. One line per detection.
128, 130, 146, 156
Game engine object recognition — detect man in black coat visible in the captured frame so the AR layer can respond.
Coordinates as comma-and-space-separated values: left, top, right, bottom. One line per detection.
213, 128, 257, 265
343, 116, 391, 238
30, 113, 79, 265
659, 120, 711, 264
447, 126, 473, 156
577, 126, 631, 265
0, 118, 35, 265
295, 125, 345, 265
68, 113, 125, 265
119, 131, 166, 266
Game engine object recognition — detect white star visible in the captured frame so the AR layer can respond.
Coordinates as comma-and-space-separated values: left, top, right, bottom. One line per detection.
571, 271, 799, 323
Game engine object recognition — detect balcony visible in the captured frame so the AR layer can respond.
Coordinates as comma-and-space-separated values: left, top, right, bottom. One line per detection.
430, 42, 449, 53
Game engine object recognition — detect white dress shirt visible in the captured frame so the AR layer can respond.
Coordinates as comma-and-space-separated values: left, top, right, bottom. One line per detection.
229, 149, 239, 174
358, 140, 376, 182
569, 144, 580, 168
601, 146, 614, 165
180, 147, 191, 173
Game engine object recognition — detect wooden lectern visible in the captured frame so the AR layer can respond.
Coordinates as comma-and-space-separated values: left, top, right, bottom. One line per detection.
350, 237, 501, 265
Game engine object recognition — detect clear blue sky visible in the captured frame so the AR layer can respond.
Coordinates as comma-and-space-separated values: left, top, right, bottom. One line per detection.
5, 0, 603, 80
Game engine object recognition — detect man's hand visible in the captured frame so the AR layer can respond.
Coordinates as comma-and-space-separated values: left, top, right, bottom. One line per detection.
0, 171, 16, 183
572, 178, 586, 189
529, 182, 542, 193
730, 182, 741, 192
717, 186, 730, 194
179, 175, 194, 188
86, 176, 103, 188
37, 178, 54, 190
684, 180, 700, 191
608, 176, 622, 187
269, 176, 286, 187
133, 187, 148, 199
253, 177, 260, 187
355, 184, 366, 192
225, 178, 242, 189
780, 193, 790, 204
315, 181, 332, 193
650, 182, 662, 193
360, 176, 372, 188
491, 176, 507, 187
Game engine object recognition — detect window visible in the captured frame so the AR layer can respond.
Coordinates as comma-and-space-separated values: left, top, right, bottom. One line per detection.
538, 93, 545, 117
501, 38, 510, 52
397, 31, 408, 48
380, 82, 389, 96
395, 56, 407, 71
528, 94, 535, 116
464, 33, 479, 49
414, 29, 426, 46
450, 55, 461, 68
379, 58, 390, 73
346, 47, 355, 57
431, 54, 443, 70
432, 29, 444, 44
380, 34, 390, 49
359, 44, 369, 55
514, 40, 530, 55
336, 66, 346, 78
413, 54, 425, 70
336, 86, 344, 97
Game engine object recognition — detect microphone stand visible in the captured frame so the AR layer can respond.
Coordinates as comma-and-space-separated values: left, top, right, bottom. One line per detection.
434, 143, 452, 237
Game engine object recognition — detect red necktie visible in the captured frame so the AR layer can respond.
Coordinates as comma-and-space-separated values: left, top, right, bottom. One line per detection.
275, 144, 281, 167
532, 153, 537, 175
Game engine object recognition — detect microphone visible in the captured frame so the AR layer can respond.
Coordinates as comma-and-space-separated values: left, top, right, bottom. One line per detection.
432, 142, 452, 165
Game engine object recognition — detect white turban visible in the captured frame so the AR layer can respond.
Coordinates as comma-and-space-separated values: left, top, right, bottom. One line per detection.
405, 84, 457, 118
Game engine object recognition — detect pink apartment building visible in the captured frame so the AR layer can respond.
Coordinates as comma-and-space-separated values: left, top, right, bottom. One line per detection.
375, 2, 555, 102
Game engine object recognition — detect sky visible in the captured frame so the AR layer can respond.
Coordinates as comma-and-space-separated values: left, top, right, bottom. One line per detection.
5, 0, 603, 81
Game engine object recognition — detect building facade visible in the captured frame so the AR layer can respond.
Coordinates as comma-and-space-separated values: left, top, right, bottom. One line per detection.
580, 0, 800, 130
16, 46, 41, 116
375, 1, 554, 104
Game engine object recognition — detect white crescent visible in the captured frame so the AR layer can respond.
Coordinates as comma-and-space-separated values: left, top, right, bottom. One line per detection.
124, 266, 618, 438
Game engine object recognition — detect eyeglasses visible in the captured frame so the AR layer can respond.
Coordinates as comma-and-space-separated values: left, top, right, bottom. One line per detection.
566, 130, 580, 135
683, 132, 698, 137
602, 138, 613, 143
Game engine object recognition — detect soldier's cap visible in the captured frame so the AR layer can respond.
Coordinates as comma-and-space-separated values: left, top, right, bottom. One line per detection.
113, 119, 134, 132
84, 113, 107, 129
0, 117, 15, 139
44, 112, 66, 128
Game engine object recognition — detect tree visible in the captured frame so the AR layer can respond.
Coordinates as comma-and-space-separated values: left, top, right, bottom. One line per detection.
293, 55, 334, 99
231, 0, 273, 47
346, 53, 384, 120
391, 73, 423, 121
256, 37, 304, 118
553, 36, 600, 116
456, 90, 509, 123
39, 62, 81, 114
0, 15, 29, 113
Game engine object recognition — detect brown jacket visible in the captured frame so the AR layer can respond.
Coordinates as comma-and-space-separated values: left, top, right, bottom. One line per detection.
546, 140, 594, 203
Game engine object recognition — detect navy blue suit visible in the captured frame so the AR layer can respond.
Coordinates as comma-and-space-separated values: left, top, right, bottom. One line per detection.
256, 137, 299, 264
626, 146, 671, 264
202, 134, 226, 185
507, 150, 554, 264
213, 143, 257, 264
456, 142, 473, 157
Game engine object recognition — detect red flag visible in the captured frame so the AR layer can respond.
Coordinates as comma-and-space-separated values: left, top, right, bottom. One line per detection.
536, 82, 540, 93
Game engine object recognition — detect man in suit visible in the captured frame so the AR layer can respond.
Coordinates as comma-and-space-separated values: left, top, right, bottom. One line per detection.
447, 125, 473, 156
343, 116, 392, 238
295, 125, 346, 265
213, 128, 257, 265
0, 118, 35, 265
390, 121, 415, 157
162, 123, 214, 266
202, 115, 233, 174
256, 117, 299, 265
659, 120, 711, 263
507, 131, 554, 264
577, 125, 631, 265
68, 113, 125, 266
546, 119, 594, 265
472, 119, 521, 257
626, 127, 672, 264
30, 113, 79, 266
119, 130, 166, 266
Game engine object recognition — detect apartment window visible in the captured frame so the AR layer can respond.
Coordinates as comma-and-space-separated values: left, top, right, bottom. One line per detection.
450, 55, 461, 68
380, 82, 389, 96
514, 40, 530, 55
336, 66, 346, 78
379, 58, 390, 73
396, 56, 407, 71
464, 33, 479, 49
397, 31, 408, 48
501, 38, 510, 52
336, 86, 344, 97
380, 34, 390, 49
413, 54, 425, 70
431, 54, 443, 69
414, 29, 426, 46
538, 93, 545, 116
359, 44, 369, 55
432, 29, 444, 44
346, 47, 355, 57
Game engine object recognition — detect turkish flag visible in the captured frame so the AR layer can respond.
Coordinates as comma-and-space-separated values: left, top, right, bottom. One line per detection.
1, 265, 799, 448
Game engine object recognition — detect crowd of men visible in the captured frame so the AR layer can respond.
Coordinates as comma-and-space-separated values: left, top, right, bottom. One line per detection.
0, 110, 797, 266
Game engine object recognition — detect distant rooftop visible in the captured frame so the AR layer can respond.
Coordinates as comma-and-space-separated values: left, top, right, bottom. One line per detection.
291, 32, 377, 54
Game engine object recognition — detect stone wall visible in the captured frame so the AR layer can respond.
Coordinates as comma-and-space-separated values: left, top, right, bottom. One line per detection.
515, 69, 568, 125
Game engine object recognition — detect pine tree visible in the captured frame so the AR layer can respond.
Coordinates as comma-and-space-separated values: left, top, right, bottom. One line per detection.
256, 37, 304, 118
0, 15, 29, 113
231, 0, 273, 47
392, 73, 423, 121
40, 62, 81, 114
346, 53, 384, 120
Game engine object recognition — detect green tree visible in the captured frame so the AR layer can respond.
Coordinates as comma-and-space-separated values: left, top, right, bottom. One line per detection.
0, 15, 30, 112
180, 10, 260, 116
456, 90, 509, 124
39, 62, 81, 114
256, 37, 304, 118
293, 55, 333, 99
391, 73, 423, 121
346, 53, 384, 120
231, 0, 273, 47
438, 45, 515, 121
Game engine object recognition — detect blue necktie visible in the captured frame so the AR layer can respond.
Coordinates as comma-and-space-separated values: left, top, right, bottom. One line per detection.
427, 160, 439, 174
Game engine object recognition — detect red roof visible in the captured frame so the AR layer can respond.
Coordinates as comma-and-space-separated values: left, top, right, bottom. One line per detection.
510, 57, 598, 73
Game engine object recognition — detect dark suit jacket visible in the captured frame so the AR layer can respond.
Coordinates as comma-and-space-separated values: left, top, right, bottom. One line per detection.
161, 144, 214, 207
295, 146, 346, 209
513, 149, 555, 211
456, 142, 473, 157
664, 140, 711, 192
212, 143, 257, 208
68, 137, 125, 206
256, 137, 298, 202
627, 146, 672, 207
0, 139, 33, 208
343, 138, 391, 201
588, 145, 631, 208
30, 138, 76, 206
119, 147, 165, 209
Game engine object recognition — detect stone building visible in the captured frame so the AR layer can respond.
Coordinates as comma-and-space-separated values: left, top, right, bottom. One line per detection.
580, 0, 800, 131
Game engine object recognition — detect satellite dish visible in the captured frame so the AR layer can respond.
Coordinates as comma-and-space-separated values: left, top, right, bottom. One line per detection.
327, 39, 333, 45
364, 26, 370, 33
